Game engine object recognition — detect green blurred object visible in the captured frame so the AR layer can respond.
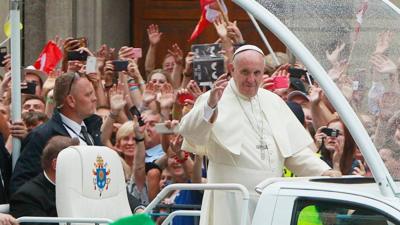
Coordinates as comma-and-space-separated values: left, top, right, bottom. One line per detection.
110, 214, 155, 225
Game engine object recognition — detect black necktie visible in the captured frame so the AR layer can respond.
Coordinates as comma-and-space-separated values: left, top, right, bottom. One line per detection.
81, 126, 94, 145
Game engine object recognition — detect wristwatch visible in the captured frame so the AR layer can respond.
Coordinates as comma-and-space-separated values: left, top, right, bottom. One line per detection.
135, 136, 145, 142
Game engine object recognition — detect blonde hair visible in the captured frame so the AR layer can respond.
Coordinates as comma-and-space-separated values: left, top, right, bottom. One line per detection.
116, 121, 136, 143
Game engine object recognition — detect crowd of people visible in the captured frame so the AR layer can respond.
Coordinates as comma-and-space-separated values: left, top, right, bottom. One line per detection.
0, 13, 398, 225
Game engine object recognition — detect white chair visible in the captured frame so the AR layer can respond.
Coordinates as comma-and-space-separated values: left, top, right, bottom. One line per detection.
56, 146, 132, 220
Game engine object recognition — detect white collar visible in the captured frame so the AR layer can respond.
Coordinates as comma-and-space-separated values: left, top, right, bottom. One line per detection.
60, 113, 86, 134
43, 171, 55, 186
229, 79, 258, 102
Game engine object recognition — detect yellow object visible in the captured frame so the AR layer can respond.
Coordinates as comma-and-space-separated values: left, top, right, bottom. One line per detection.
297, 205, 323, 225
3, 20, 23, 38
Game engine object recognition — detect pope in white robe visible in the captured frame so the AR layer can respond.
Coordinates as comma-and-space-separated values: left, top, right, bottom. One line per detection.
178, 45, 334, 225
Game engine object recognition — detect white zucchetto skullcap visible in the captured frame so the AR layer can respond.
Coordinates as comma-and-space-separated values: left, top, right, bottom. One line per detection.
233, 45, 265, 59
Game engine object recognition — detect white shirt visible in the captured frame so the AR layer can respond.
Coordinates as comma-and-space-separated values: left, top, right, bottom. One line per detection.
60, 113, 89, 145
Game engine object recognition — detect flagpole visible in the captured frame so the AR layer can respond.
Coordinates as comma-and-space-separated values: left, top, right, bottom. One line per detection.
247, 12, 280, 66
216, 0, 229, 23
10, 0, 22, 170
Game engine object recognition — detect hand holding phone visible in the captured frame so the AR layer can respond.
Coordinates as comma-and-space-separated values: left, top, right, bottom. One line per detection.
129, 106, 145, 127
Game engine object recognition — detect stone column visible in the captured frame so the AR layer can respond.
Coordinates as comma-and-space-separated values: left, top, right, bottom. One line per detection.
23, 0, 46, 66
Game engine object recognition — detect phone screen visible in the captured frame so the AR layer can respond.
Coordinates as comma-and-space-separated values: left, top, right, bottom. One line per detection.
273, 76, 290, 89
131, 48, 142, 58
112, 60, 128, 72
0, 47, 7, 67
129, 106, 145, 127
86, 56, 97, 73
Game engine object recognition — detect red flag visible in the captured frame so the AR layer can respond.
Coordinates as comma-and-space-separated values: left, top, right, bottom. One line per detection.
33, 41, 63, 74
189, 0, 227, 42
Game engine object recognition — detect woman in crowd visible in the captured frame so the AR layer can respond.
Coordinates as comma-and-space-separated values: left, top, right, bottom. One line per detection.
315, 118, 365, 175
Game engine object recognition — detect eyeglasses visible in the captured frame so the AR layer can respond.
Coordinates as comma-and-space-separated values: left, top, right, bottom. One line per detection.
66, 73, 81, 95
57, 73, 81, 109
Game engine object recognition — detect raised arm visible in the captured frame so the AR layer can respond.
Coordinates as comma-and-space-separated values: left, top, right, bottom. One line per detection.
179, 73, 229, 144
133, 122, 146, 191
145, 24, 163, 77
100, 86, 126, 148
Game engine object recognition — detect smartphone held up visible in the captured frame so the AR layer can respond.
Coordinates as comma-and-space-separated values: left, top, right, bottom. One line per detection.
265, 76, 290, 91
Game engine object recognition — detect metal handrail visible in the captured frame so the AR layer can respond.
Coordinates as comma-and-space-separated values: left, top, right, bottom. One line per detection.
144, 183, 250, 225
17, 216, 113, 224
161, 210, 201, 225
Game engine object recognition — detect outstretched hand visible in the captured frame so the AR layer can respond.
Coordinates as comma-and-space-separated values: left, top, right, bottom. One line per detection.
147, 24, 163, 46
109, 85, 127, 113
208, 73, 229, 108
325, 42, 345, 66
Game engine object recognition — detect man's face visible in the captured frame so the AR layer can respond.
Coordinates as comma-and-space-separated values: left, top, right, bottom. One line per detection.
230, 51, 264, 98
142, 112, 161, 149
70, 77, 97, 119
22, 99, 45, 114
25, 73, 42, 96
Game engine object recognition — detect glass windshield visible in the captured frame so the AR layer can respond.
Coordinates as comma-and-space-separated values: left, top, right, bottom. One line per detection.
256, 0, 400, 180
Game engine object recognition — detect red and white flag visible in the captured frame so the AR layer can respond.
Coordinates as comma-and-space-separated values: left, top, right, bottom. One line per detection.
33, 41, 63, 74
189, 0, 227, 42
353, 0, 368, 41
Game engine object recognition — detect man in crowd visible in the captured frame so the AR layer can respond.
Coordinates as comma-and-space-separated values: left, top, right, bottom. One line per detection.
10, 72, 102, 193
178, 45, 340, 225
10, 136, 79, 222
141, 110, 165, 201
23, 66, 47, 97
22, 95, 45, 114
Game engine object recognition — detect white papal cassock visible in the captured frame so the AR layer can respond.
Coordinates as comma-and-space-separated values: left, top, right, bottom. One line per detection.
178, 79, 330, 225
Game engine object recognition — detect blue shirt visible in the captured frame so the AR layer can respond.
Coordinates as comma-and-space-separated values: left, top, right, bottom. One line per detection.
145, 144, 165, 163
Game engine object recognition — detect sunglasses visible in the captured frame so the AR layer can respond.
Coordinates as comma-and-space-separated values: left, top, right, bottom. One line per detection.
66, 72, 83, 95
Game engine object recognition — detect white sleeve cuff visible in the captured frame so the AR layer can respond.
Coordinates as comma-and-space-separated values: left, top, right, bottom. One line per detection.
203, 102, 217, 122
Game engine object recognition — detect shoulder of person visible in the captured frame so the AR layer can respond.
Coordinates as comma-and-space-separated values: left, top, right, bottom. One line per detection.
84, 114, 103, 130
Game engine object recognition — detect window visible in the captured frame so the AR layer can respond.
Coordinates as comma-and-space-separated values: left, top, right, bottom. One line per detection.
292, 198, 400, 225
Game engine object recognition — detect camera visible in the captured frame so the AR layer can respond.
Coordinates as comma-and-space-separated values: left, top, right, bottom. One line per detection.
21, 82, 37, 95
321, 128, 340, 137
67, 51, 88, 61
0, 47, 7, 67
288, 67, 307, 79
112, 60, 129, 72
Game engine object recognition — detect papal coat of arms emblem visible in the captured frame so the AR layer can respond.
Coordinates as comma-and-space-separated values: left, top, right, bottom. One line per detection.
92, 155, 111, 196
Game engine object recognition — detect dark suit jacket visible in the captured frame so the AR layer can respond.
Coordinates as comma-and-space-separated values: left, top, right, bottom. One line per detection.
10, 109, 102, 194
10, 172, 56, 225
0, 134, 11, 204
